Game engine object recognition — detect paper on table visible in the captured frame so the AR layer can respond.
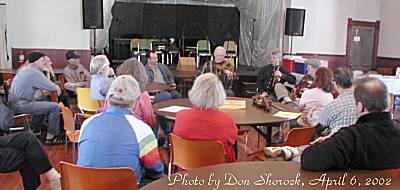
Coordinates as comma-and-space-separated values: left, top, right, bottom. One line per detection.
219, 100, 246, 110
158, 106, 191, 113
273, 111, 302, 119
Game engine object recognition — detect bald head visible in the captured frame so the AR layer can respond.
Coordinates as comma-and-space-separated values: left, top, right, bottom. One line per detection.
354, 77, 388, 113
213, 46, 226, 63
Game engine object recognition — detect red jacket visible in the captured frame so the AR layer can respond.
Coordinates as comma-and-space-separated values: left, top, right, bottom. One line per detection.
173, 107, 238, 162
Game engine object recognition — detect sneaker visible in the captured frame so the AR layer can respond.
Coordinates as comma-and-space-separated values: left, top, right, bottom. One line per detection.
264, 146, 292, 161
45, 136, 65, 145
49, 176, 61, 190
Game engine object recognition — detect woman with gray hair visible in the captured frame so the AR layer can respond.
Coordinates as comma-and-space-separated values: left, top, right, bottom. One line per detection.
78, 75, 164, 185
173, 73, 238, 162
89, 55, 114, 100
111, 58, 156, 127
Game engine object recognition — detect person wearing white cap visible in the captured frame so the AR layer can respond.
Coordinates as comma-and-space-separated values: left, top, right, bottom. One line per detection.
78, 75, 164, 186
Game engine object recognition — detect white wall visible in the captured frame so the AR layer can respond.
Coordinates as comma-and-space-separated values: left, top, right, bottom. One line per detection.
378, 0, 400, 58
289, 0, 380, 55
7, 0, 90, 50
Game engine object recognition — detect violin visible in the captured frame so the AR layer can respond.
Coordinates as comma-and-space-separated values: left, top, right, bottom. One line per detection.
215, 57, 239, 81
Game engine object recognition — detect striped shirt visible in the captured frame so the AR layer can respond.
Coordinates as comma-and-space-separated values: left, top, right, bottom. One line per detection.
317, 90, 358, 135
77, 106, 163, 183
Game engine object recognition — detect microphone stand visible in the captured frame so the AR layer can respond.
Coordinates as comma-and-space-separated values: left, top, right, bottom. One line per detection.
248, 18, 256, 71
116, 18, 122, 60
180, 24, 185, 57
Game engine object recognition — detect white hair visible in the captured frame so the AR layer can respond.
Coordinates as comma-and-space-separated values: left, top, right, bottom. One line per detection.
189, 73, 226, 110
90, 55, 110, 75
108, 75, 141, 108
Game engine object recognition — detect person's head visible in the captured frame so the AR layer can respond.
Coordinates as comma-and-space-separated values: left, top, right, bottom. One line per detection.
116, 58, 148, 92
27, 52, 46, 70
146, 49, 158, 65
304, 59, 321, 78
333, 67, 353, 91
107, 75, 141, 108
314, 67, 334, 93
269, 48, 280, 66
189, 73, 226, 110
213, 46, 226, 64
66, 50, 81, 69
90, 55, 111, 76
354, 77, 388, 116
43, 56, 53, 68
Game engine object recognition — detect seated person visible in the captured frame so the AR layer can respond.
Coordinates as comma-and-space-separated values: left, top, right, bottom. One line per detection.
308, 67, 357, 136
173, 73, 238, 162
0, 131, 61, 190
201, 46, 236, 96
264, 77, 400, 171
8, 52, 62, 144
144, 49, 180, 100
89, 55, 114, 101
31, 55, 69, 107
296, 67, 334, 127
112, 58, 156, 127
63, 50, 90, 94
298, 67, 334, 112
77, 75, 164, 185
292, 59, 321, 98
257, 49, 296, 103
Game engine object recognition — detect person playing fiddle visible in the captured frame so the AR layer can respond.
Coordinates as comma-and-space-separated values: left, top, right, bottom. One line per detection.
201, 46, 237, 96
291, 59, 321, 99
257, 48, 296, 103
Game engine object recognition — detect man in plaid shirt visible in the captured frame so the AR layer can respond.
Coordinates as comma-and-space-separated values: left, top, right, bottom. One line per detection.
310, 67, 357, 135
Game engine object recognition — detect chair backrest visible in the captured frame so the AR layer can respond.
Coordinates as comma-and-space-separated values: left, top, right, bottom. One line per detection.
76, 87, 101, 113
130, 39, 139, 50
284, 125, 317, 147
60, 161, 138, 190
59, 103, 74, 132
177, 57, 196, 71
197, 40, 210, 52
170, 133, 225, 170
223, 40, 237, 53
138, 39, 152, 51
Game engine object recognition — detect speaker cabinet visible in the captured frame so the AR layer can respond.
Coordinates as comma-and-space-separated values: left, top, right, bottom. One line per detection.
82, 0, 104, 29
285, 8, 305, 36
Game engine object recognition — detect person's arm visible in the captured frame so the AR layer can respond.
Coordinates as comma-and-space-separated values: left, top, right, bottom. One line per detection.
135, 92, 155, 127
257, 66, 267, 93
164, 65, 175, 85
139, 130, 164, 179
280, 67, 297, 85
301, 128, 355, 171
298, 91, 307, 111
32, 71, 57, 92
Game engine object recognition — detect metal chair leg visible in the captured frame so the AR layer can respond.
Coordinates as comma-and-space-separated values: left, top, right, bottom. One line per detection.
243, 132, 249, 161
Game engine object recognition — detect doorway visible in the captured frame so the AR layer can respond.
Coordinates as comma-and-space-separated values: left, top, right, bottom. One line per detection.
345, 18, 380, 72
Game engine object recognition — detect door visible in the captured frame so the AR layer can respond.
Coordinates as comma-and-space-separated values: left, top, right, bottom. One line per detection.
346, 19, 380, 73
349, 26, 375, 72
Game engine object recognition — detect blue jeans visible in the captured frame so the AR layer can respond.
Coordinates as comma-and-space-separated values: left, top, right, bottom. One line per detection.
10, 101, 60, 136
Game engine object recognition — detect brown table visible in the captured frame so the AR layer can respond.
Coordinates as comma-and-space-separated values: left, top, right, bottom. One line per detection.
146, 82, 171, 93
142, 161, 399, 190
0, 69, 17, 74
153, 98, 300, 146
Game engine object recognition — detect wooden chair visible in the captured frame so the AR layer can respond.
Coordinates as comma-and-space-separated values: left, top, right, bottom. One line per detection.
60, 161, 138, 190
59, 103, 82, 161
389, 93, 394, 114
76, 87, 101, 118
168, 133, 226, 176
250, 125, 317, 161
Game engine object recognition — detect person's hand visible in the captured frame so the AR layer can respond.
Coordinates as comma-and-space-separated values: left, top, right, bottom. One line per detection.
306, 106, 317, 124
41, 66, 50, 73
169, 84, 177, 90
261, 91, 268, 97
310, 136, 331, 145
274, 70, 283, 78
225, 70, 234, 79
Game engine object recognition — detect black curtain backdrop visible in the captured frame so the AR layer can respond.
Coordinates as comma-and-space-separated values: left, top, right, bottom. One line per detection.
109, 2, 239, 60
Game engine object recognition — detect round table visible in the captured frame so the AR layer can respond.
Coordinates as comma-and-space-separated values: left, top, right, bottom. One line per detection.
153, 98, 299, 146
142, 161, 399, 190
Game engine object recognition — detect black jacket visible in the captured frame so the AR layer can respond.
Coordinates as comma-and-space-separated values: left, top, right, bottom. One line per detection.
301, 112, 400, 171
256, 64, 296, 94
